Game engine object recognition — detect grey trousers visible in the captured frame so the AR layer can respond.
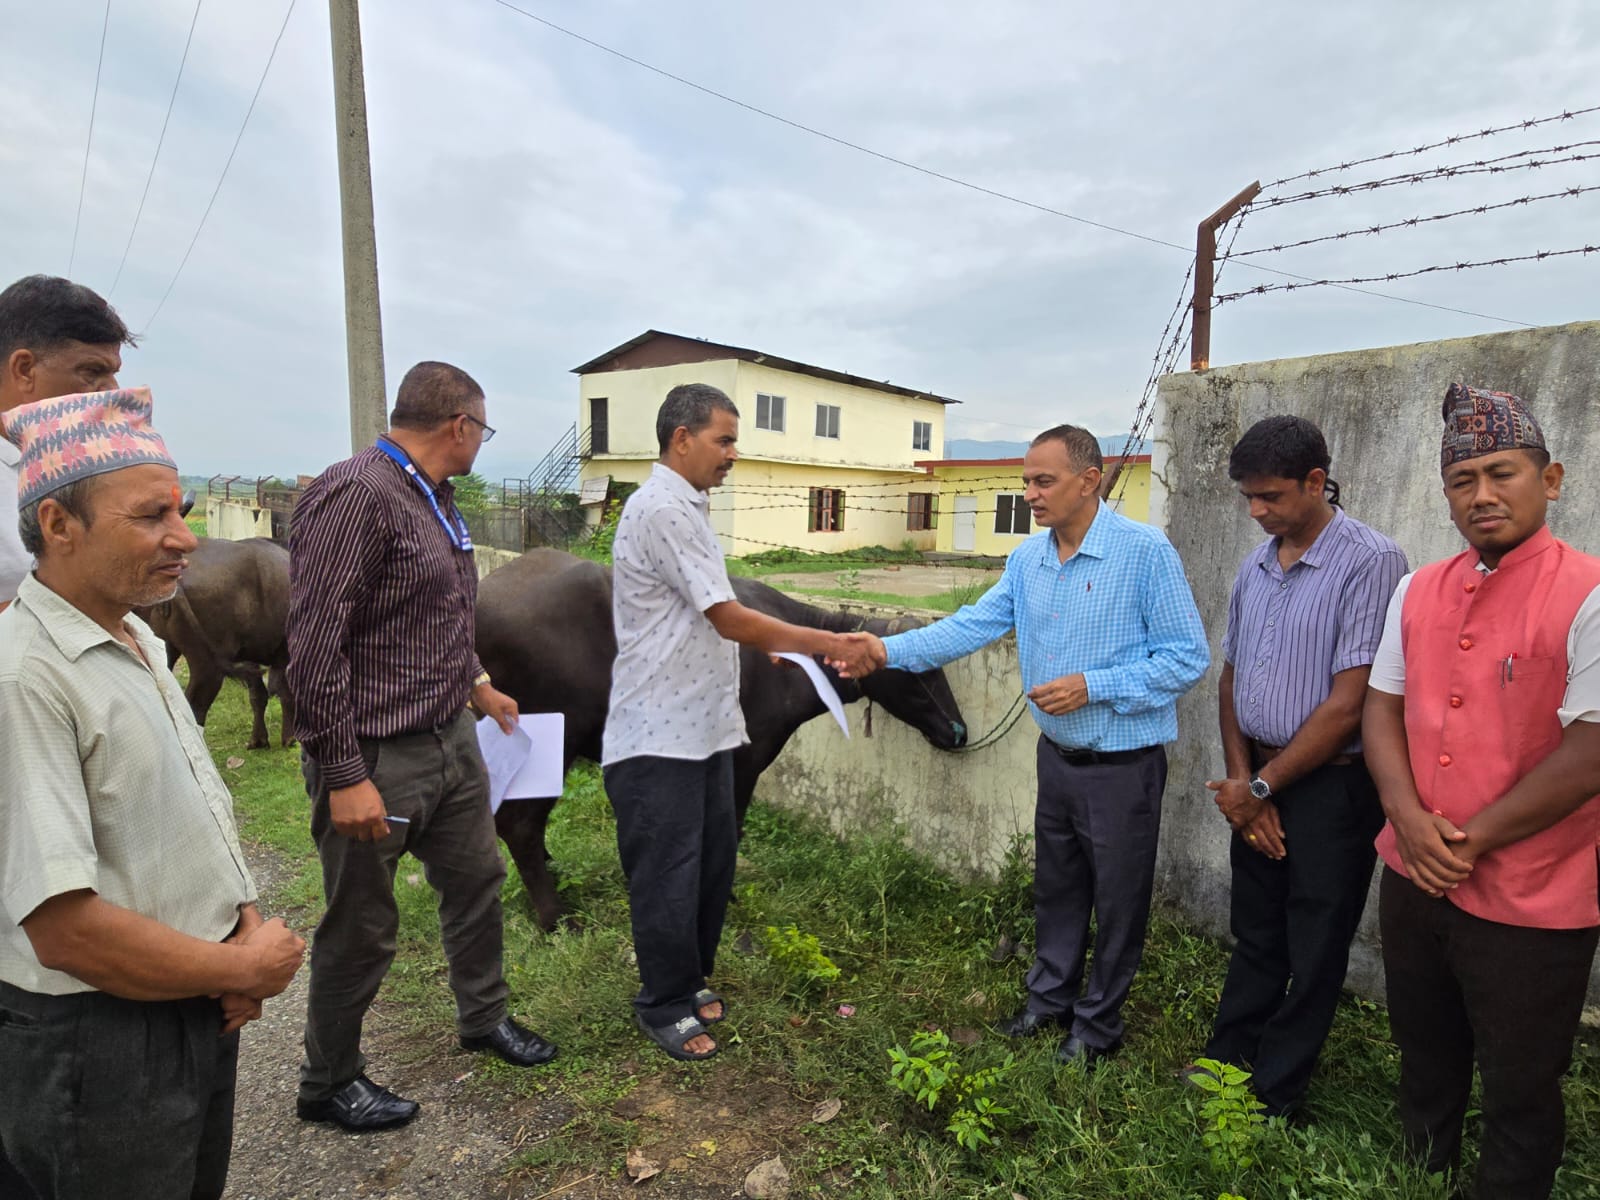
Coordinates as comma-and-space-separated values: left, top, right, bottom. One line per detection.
299, 710, 509, 1102
0, 982, 239, 1200
1023, 737, 1167, 1050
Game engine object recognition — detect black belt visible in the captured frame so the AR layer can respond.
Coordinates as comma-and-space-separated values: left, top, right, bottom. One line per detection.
1045, 739, 1161, 767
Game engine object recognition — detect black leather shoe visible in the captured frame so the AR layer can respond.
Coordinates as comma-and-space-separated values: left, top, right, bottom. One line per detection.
296, 1074, 419, 1132
1056, 1034, 1122, 1066
460, 1016, 558, 1067
996, 1010, 1065, 1039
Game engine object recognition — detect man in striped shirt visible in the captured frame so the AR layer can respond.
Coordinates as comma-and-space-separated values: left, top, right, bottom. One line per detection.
288, 362, 555, 1134
1192, 416, 1406, 1119
838, 424, 1209, 1064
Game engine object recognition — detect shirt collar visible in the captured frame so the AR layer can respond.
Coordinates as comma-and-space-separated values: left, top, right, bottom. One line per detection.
1472, 522, 1555, 575
651, 461, 711, 511
0, 438, 19, 469
376, 435, 452, 498
1043, 500, 1111, 565
14, 572, 165, 665
1293, 506, 1347, 570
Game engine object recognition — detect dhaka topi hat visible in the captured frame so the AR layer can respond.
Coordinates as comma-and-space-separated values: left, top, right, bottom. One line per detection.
1440, 382, 1546, 472
1, 387, 177, 508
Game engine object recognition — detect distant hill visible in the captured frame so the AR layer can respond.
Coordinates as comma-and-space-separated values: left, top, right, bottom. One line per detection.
939, 436, 1146, 461
942, 438, 1029, 460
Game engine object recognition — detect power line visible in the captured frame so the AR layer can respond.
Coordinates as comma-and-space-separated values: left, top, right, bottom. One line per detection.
68, 0, 114, 277
143, 0, 297, 331
110, 0, 205, 299
487, 0, 1184, 255
484, 1, 1529, 328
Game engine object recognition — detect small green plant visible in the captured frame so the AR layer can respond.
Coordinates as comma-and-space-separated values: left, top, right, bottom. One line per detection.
1189, 1058, 1267, 1172
836, 568, 863, 597
764, 923, 841, 992
573, 502, 623, 563
887, 1030, 1016, 1150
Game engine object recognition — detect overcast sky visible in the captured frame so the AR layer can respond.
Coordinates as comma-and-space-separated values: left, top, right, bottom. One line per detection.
4, 0, 1596, 481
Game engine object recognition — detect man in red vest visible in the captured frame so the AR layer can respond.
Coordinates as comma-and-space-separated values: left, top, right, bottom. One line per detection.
1364, 383, 1600, 1200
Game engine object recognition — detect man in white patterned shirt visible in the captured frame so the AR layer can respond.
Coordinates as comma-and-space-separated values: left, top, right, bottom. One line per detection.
604, 383, 856, 1061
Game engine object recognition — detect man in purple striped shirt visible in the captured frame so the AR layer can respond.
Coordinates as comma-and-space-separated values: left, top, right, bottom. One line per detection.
1187, 416, 1407, 1119
287, 362, 556, 1134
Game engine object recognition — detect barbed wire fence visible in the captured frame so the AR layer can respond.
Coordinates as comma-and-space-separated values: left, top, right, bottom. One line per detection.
1100, 101, 1599, 509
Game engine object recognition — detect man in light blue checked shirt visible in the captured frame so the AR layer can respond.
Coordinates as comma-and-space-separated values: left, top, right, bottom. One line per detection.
838, 424, 1208, 1064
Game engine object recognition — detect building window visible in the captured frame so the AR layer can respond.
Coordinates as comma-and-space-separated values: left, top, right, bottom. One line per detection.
808, 488, 845, 532
756, 392, 786, 432
995, 493, 1031, 535
814, 403, 841, 439
907, 492, 936, 531
912, 420, 932, 452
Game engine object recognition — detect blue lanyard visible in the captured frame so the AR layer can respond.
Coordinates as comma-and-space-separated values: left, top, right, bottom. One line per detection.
375, 437, 474, 552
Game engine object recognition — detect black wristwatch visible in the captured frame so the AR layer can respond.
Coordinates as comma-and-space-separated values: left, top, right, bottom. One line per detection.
1248, 775, 1273, 801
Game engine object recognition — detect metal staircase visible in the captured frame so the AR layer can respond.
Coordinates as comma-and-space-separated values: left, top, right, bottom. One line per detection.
499, 423, 586, 548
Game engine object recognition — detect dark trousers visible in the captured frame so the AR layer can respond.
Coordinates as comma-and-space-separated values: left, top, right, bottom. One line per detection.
1380, 867, 1600, 1199
1024, 737, 1168, 1050
603, 752, 738, 1027
299, 710, 509, 1102
0, 982, 239, 1200
1204, 761, 1383, 1115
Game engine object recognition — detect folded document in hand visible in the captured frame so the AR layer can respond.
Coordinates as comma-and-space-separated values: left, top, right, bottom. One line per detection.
774, 652, 850, 738
475, 713, 566, 813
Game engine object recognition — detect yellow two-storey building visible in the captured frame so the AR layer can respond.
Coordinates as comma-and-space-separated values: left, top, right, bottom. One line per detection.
915, 454, 1153, 557
574, 331, 957, 556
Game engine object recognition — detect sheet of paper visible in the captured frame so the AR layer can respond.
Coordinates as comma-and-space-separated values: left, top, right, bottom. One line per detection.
476, 716, 533, 814
775, 652, 850, 738
504, 712, 567, 803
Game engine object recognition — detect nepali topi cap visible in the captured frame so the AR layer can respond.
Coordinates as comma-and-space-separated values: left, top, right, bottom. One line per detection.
1, 387, 177, 508
1439, 381, 1546, 471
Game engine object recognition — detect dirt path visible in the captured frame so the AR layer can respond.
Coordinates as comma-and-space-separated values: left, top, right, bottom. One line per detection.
224, 845, 807, 1199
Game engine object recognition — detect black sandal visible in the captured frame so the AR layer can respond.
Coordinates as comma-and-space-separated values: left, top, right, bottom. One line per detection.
637, 1013, 719, 1062
693, 988, 726, 1024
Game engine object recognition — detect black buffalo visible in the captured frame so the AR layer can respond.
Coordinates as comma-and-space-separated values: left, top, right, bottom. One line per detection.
476, 548, 968, 930
143, 537, 295, 750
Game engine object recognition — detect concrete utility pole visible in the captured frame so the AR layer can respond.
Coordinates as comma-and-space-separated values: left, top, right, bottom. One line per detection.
328, 0, 387, 452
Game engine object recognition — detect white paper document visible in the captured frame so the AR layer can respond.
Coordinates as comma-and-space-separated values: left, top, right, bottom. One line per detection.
475, 713, 566, 813
774, 652, 850, 738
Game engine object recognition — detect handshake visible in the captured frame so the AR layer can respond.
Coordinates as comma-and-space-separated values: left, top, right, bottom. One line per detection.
822, 631, 887, 679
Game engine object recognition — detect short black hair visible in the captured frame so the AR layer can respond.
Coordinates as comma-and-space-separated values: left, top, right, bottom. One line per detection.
18, 476, 101, 557
1229, 415, 1342, 506
1031, 424, 1102, 474
0, 275, 135, 361
656, 383, 739, 455
390, 361, 485, 430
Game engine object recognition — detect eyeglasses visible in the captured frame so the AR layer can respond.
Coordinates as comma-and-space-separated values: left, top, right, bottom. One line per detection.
455, 412, 496, 442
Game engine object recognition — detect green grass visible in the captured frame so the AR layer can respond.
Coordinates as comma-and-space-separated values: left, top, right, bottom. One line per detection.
774, 584, 981, 613
726, 544, 996, 579
200, 680, 1600, 1199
